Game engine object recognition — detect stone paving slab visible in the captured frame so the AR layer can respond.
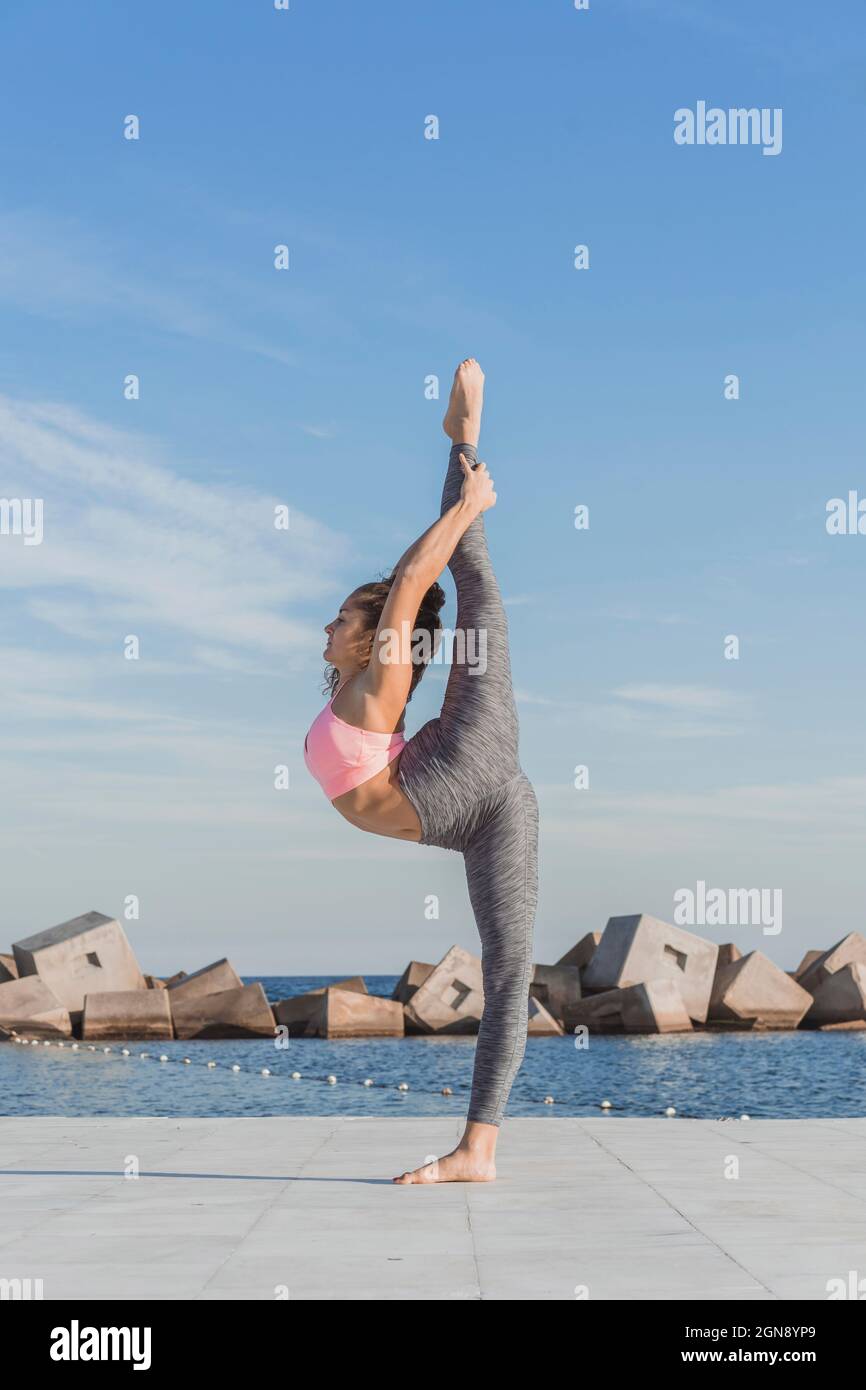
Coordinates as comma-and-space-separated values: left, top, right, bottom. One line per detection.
0, 1116, 864, 1300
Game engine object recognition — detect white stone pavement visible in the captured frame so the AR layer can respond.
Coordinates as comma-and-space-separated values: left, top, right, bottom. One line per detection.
1, 1116, 865, 1300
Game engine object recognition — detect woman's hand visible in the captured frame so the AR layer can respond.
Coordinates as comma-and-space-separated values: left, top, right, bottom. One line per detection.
458, 453, 497, 515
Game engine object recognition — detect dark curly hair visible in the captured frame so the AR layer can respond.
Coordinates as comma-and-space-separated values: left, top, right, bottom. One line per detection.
324, 572, 447, 702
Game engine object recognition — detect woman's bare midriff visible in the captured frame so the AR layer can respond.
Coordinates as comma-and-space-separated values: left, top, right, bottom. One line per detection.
330, 752, 423, 841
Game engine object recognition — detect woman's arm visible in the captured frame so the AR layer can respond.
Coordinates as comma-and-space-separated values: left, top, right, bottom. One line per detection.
355, 456, 496, 720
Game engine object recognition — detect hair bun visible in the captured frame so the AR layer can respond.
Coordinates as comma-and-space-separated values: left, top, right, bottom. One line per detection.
424, 580, 447, 614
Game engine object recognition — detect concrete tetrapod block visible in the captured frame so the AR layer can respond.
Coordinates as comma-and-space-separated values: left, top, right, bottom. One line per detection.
794, 949, 823, 981
12, 911, 146, 1012
82, 990, 174, 1041
273, 978, 368, 1036
804, 962, 866, 1028
582, 914, 718, 1023
529, 964, 582, 1027
0, 977, 72, 1038
568, 978, 693, 1034
304, 988, 404, 1038
0, 953, 18, 983
392, 961, 435, 1004
555, 932, 602, 972
797, 934, 866, 998
717, 943, 742, 970
708, 950, 812, 1030
403, 945, 484, 1035
169, 982, 275, 1040
527, 996, 564, 1036
144, 975, 167, 990
165, 959, 243, 1002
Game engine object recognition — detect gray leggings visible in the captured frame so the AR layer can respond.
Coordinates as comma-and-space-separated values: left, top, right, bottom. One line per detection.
397, 442, 539, 1127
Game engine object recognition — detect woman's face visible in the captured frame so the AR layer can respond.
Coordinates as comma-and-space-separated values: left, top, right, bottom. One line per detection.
323, 595, 374, 671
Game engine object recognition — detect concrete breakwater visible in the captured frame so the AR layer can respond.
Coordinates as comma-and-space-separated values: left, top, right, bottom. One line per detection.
1, 910, 864, 1044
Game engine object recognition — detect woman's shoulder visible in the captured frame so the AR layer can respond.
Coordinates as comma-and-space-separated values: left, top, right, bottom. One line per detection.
332, 673, 406, 735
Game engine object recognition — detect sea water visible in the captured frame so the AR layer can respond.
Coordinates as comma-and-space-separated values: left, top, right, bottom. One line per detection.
1, 975, 864, 1120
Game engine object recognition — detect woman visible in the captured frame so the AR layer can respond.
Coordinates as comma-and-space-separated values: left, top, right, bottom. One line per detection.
304, 359, 539, 1184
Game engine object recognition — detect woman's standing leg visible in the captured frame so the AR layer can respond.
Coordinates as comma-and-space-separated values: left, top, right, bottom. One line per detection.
463, 773, 539, 1127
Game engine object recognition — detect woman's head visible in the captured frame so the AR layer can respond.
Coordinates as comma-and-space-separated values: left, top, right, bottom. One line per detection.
323, 574, 446, 700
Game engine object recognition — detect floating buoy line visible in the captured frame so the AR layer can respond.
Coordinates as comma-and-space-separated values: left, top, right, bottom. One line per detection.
4, 1035, 751, 1118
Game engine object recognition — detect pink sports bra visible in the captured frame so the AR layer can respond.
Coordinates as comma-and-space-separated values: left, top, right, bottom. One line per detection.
303, 694, 407, 800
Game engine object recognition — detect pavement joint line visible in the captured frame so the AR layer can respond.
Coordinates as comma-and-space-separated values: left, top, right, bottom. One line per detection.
565, 1118, 778, 1296
458, 1121, 484, 1302
2, 1119, 864, 1298
197, 1117, 345, 1297
697, 1118, 866, 1208
0, 1127, 228, 1258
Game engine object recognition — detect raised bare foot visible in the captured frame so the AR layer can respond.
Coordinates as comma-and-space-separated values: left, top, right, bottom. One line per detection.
442, 357, 485, 446
392, 1144, 496, 1184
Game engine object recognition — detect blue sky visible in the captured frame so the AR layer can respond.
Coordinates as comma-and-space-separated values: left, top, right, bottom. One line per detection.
1, 0, 864, 973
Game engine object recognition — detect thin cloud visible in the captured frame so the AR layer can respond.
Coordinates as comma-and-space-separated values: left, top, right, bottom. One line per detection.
0, 210, 298, 366
0, 393, 348, 660
298, 422, 338, 440
612, 684, 744, 713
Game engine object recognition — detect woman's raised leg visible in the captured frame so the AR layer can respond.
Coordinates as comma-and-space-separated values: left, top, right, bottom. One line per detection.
436, 365, 520, 782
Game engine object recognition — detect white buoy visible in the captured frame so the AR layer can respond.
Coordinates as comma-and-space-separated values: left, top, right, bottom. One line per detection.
740, 1113, 750, 1121
327, 1074, 337, 1085
43, 1041, 51, 1047
207, 1061, 216, 1069
231, 1064, 240, 1072
397, 1082, 409, 1092
600, 1099, 612, 1110
665, 1106, 676, 1117
261, 1068, 271, 1076
139, 1052, 148, 1059
121, 1049, 130, 1057
183, 1058, 191, 1065
159, 1055, 168, 1063
71, 1043, 79, 1051
363, 1078, 373, 1087
103, 1047, 111, 1054
544, 1095, 555, 1105
291, 1071, 301, 1080
58, 1042, 65, 1048
88, 1045, 96, 1052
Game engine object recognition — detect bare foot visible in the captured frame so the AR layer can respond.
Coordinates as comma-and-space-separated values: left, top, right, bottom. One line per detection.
442, 358, 484, 446
392, 1145, 496, 1184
